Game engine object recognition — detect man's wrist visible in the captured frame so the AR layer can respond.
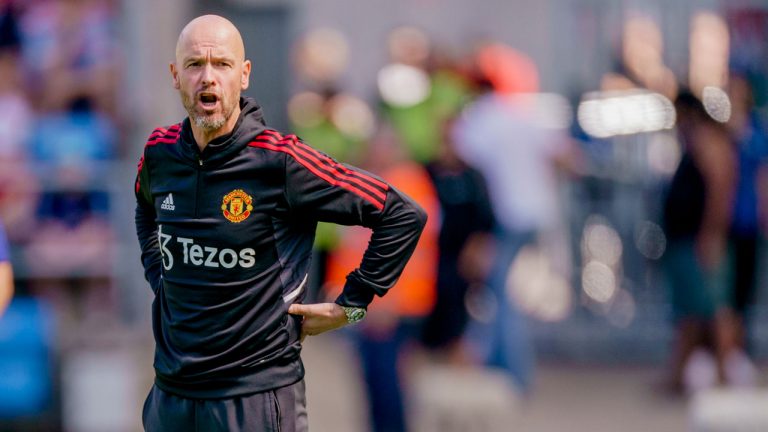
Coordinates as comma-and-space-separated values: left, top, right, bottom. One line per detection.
337, 304, 367, 324
335, 277, 376, 307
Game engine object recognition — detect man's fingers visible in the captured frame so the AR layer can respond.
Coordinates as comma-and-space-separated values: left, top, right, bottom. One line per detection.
288, 303, 307, 315
289, 302, 343, 321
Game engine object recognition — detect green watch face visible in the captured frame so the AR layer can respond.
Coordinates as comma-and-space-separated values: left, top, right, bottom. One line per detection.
343, 306, 366, 323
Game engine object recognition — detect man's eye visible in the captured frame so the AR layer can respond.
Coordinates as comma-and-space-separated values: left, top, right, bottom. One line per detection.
187, 62, 201, 68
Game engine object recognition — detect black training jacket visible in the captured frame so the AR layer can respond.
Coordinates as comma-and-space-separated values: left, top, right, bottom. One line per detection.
134, 97, 426, 398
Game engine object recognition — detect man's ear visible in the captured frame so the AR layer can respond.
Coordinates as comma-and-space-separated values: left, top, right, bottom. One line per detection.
170, 62, 180, 90
241, 59, 251, 90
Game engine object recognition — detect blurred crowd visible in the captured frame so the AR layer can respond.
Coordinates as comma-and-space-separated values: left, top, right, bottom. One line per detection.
288, 10, 768, 432
0, 0, 120, 425
2, 1, 768, 431
0, 0, 119, 316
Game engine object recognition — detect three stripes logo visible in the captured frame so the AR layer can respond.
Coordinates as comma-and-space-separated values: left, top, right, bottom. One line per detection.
249, 131, 389, 210
161, 193, 176, 211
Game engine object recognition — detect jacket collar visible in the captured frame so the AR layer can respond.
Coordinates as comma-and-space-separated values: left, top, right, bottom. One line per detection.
178, 96, 267, 168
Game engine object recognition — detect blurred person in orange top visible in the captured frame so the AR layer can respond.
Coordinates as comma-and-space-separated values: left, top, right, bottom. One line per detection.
325, 124, 439, 432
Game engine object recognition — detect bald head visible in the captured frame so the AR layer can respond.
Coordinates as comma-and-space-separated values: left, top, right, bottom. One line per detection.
170, 15, 252, 148
175, 15, 245, 63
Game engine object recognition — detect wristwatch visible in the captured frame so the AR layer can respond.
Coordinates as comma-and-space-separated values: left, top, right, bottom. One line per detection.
340, 305, 367, 324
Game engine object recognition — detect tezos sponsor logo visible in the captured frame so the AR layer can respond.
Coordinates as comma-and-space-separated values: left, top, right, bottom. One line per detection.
157, 225, 255, 270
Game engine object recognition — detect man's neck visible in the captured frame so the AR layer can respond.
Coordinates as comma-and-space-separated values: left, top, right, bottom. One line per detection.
191, 105, 242, 153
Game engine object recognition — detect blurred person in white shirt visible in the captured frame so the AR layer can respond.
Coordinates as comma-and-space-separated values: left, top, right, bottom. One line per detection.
453, 43, 579, 392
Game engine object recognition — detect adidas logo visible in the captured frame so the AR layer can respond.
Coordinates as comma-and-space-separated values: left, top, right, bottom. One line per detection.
161, 193, 176, 211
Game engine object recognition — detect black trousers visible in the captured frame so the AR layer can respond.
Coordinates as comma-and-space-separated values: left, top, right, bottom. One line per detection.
142, 380, 308, 432
731, 232, 758, 314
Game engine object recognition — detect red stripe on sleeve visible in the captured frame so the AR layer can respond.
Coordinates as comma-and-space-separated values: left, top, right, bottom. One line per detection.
252, 137, 388, 202
290, 136, 389, 191
249, 141, 385, 210
254, 131, 388, 197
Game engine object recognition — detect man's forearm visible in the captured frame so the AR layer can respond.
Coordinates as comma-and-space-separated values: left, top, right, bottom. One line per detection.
336, 188, 427, 307
136, 203, 163, 292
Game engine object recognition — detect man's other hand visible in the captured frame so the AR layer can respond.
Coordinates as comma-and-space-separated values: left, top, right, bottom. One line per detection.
288, 303, 347, 341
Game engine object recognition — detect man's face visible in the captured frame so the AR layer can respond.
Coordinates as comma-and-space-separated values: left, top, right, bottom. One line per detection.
171, 28, 251, 132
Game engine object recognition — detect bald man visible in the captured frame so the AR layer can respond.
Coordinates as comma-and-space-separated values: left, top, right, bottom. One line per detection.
135, 15, 426, 431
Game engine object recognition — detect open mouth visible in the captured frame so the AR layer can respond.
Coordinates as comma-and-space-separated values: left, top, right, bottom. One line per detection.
198, 92, 219, 109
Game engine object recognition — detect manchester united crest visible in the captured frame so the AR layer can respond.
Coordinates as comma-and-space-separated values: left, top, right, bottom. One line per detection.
221, 189, 254, 223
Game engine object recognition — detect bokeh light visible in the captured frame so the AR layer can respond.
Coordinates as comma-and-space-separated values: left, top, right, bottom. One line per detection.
577, 90, 675, 138
387, 26, 431, 67
328, 94, 376, 140
507, 245, 572, 322
294, 28, 350, 85
581, 260, 617, 304
377, 63, 431, 107
646, 132, 681, 176
689, 11, 730, 96
605, 288, 637, 328
582, 216, 623, 267
464, 283, 498, 324
621, 14, 677, 98
634, 220, 667, 260
702, 86, 732, 123
287, 91, 325, 128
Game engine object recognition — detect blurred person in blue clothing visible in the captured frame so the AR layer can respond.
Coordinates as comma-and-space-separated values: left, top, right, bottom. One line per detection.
0, 221, 14, 317
17, 0, 117, 114
0, 1, 31, 161
0, 5, 39, 244
725, 73, 768, 362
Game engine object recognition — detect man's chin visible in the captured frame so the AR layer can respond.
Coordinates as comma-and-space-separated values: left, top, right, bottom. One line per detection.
192, 114, 226, 131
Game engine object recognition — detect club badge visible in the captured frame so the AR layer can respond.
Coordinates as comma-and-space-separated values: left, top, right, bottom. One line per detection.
221, 189, 253, 223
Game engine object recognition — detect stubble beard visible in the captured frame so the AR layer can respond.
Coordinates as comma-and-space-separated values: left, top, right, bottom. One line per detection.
193, 113, 226, 131
182, 92, 237, 132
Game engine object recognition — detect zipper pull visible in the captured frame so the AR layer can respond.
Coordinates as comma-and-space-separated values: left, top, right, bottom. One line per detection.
198, 158, 203, 166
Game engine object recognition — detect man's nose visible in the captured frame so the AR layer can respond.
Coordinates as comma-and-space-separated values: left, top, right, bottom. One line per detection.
201, 64, 216, 87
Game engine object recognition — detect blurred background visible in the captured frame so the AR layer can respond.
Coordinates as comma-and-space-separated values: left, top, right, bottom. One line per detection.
3, 0, 768, 431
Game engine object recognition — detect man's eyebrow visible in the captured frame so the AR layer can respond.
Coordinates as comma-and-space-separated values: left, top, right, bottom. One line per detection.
183, 54, 237, 63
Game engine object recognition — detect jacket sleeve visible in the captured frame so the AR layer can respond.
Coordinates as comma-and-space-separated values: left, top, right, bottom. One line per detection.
134, 150, 163, 294
282, 137, 427, 308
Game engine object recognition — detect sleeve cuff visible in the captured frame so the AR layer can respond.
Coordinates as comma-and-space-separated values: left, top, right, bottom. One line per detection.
334, 276, 376, 308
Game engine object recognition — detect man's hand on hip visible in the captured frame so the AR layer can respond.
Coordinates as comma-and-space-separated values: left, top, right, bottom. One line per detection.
288, 303, 348, 341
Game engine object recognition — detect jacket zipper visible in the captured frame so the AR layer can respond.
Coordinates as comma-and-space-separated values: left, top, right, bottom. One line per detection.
195, 157, 202, 217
